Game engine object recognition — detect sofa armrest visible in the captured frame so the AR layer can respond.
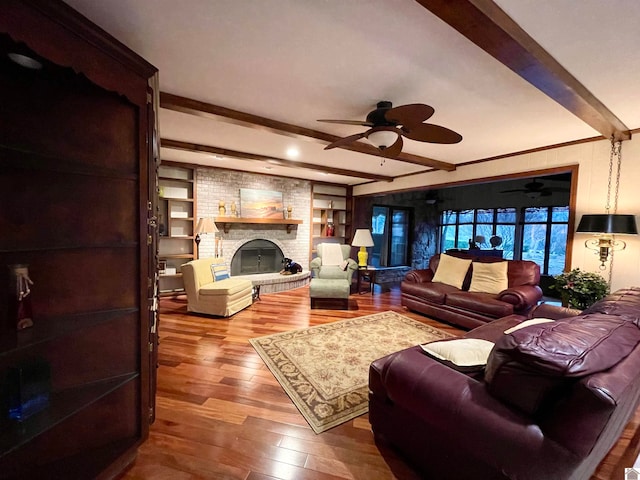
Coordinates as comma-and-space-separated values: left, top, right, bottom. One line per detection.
310, 257, 321, 277
345, 259, 358, 283
403, 269, 433, 283
529, 303, 582, 320
497, 285, 543, 311
373, 347, 571, 478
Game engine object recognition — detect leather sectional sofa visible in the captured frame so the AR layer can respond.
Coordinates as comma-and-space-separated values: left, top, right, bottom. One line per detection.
401, 253, 543, 329
370, 287, 640, 480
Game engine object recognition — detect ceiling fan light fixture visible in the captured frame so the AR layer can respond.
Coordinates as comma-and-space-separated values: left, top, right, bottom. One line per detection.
366, 130, 398, 150
526, 190, 542, 199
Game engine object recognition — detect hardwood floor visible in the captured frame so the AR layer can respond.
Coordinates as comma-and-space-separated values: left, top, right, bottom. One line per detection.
121, 285, 640, 479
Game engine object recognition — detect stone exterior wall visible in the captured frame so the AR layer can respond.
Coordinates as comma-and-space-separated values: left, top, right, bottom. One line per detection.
196, 167, 312, 269
352, 191, 439, 270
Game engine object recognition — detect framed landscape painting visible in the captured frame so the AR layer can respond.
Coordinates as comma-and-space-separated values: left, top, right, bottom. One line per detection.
240, 188, 284, 219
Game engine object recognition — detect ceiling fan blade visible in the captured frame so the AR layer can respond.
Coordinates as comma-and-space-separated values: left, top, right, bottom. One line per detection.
499, 188, 526, 194
402, 123, 463, 144
324, 131, 368, 150
317, 119, 374, 127
385, 104, 435, 129
524, 180, 545, 190
380, 136, 403, 158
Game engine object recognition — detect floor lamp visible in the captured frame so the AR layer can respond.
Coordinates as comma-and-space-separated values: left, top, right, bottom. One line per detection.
195, 218, 218, 259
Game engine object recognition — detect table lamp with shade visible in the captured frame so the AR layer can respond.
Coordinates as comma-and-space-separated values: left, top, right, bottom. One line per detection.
195, 217, 218, 259
352, 229, 374, 267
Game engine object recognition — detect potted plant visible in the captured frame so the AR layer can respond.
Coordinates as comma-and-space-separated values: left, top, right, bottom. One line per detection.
551, 268, 610, 310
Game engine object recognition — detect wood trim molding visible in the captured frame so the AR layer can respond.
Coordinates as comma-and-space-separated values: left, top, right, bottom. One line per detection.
416, 0, 631, 141
159, 92, 456, 171
160, 139, 394, 182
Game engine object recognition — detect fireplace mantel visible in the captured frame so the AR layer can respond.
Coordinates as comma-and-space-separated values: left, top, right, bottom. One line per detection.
214, 216, 303, 233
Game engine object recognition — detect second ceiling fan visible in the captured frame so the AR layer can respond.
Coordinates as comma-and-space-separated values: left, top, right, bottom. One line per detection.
318, 101, 462, 158
500, 178, 570, 198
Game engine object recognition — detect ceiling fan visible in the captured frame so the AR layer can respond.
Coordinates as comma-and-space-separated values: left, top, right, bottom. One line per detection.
318, 101, 462, 158
500, 178, 569, 198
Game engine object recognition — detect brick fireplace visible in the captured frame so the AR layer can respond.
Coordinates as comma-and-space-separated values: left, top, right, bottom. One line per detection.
195, 167, 312, 269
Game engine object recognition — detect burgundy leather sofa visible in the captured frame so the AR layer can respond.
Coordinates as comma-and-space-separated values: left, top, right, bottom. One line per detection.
401, 253, 542, 329
370, 288, 640, 480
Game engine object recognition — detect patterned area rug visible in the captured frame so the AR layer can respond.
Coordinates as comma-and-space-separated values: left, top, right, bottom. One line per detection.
250, 311, 452, 433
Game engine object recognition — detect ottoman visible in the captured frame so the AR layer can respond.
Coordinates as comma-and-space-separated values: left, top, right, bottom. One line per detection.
309, 278, 350, 309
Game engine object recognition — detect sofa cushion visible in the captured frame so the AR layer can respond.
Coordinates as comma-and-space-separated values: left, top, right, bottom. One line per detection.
316, 265, 350, 279
401, 281, 459, 305
199, 278, 254, 297
446, 291, 514, 318
468, 261, 508, 294
420, 338, 495, 373
431, 254, 472, 289
485, 315, 640, 415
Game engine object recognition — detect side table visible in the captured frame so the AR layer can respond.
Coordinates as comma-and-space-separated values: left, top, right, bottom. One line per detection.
357, 267, 377, 295
356, 266, 411, 295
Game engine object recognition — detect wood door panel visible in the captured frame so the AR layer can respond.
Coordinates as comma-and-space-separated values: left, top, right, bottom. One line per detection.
0, 311, 139, 392
0, 170, 138, 250
0, 379, 139, 477
0, 249, 139, 319
0, 48, 138, 174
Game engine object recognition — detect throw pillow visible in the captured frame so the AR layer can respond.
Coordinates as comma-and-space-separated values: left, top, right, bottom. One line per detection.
503, 318, 555, 334
431, 254, 472, 289
468, 261, 509, 294
211, 264, 230, 281
420, 338, 495, 373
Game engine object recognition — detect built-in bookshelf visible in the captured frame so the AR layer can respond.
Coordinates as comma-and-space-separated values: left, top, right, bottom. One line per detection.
310, 183, 352, 261
158, 164, 196, 295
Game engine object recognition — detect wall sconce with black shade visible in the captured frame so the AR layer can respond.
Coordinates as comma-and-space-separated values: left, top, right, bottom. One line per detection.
576, 214, 638, 269
575, 137, 638, 272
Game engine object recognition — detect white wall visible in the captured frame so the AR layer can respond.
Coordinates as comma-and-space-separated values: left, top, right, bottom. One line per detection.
354, 137, 640, 291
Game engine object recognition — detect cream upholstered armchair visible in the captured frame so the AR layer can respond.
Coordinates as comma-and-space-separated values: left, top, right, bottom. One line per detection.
309, 243, 358, 308
181, 257, 253, 317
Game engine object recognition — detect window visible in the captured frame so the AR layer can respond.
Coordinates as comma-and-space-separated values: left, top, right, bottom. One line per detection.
439, 206, 568, 274
371, 206, 410, 266
521, 206, 569, 275
439, 208, 516, 258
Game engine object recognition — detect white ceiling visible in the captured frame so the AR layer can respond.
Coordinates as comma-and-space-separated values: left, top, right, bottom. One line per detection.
63, 0, 640, 185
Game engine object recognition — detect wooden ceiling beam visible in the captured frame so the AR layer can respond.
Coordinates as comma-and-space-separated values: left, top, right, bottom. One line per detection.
160, 139, 395, 182
160, 92, 456, 171
416, 0, 631, 141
